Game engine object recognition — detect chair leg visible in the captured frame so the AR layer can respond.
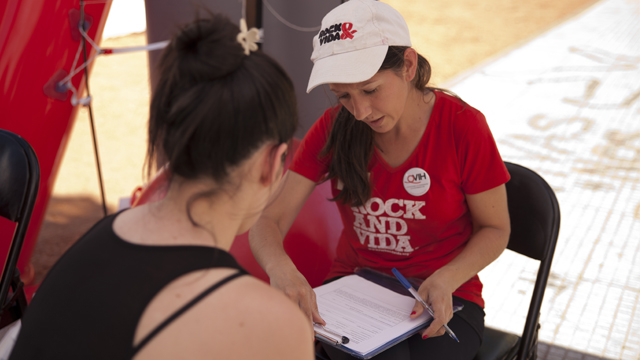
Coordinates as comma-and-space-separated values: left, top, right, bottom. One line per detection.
0, 270, 28, 329
526, 323, 540, 360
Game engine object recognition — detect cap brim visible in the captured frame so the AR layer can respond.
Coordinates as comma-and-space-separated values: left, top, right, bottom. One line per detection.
306, 45, 389, 93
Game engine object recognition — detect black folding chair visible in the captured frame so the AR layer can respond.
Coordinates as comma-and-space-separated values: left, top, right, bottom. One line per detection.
0, 129, 40, 329
475, 162, 561, 360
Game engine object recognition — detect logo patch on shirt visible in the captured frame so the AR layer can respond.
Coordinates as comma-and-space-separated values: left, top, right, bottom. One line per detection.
403, 168, 430, 196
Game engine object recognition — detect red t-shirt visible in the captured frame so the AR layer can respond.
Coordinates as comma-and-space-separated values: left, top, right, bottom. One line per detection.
290, 91, 510, 308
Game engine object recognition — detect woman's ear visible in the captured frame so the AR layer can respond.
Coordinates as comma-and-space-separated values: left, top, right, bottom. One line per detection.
403, 48, 419, 82
260, 142, 288, 186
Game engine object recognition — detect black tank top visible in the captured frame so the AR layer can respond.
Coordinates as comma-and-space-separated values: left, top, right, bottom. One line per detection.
9, 212, 247, 359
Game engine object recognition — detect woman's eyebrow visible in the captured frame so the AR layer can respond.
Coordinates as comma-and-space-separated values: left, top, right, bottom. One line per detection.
329, 79, 380, 94
358, 78, 384, 90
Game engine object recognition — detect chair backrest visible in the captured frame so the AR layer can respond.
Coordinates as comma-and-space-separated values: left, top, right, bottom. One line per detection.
503, 162, 560, 359
0, 130, 40, 325
504, 163, 560, 261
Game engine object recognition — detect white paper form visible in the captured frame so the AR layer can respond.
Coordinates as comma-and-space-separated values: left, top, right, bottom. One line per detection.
314, 275, 431, 356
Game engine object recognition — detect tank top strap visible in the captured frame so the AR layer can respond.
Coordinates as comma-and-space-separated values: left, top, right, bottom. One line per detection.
132, 271, 246, 356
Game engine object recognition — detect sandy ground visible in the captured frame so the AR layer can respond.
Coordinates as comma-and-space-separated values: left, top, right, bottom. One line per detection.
31, 0, 600, 284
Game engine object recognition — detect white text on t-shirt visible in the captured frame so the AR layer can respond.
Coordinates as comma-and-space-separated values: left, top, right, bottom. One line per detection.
351, 198, 425, 256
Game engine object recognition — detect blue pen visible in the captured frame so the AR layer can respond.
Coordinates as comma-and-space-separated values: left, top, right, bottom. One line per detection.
391, 268, 460, 343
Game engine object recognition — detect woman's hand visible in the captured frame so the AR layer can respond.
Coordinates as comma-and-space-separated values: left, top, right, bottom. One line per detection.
409, 274, 455, 339
249, 171, 325, 328
268, 262, 326, 326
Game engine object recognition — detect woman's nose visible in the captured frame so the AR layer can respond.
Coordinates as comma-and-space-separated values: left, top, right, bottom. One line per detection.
351, 96, 371, 121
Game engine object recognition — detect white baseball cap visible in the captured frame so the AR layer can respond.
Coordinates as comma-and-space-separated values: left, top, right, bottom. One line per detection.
306, 0, 412, 93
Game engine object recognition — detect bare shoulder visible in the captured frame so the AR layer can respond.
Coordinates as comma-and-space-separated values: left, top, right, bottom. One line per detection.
134, 270, 314, 360
227, 276, 315, 358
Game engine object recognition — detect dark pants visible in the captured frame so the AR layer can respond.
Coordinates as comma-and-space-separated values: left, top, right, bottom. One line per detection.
320, 296, 485, 360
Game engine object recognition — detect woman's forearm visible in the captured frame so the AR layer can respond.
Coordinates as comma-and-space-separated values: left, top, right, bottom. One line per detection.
430, 225, 510, 293
249, 217, 297, 276
248, 171, 317, 275
431, 184, 510, 293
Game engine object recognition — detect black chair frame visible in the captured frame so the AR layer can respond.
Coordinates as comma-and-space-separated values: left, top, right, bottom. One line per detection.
475, 162, 561, 360
0, 129, 40, 328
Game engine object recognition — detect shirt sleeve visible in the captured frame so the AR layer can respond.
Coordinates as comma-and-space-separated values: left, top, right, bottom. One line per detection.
455, 105, 510, 194
289, 106, 338, 183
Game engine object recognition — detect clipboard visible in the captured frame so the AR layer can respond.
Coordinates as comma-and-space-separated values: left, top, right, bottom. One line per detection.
313, 268, 464, 359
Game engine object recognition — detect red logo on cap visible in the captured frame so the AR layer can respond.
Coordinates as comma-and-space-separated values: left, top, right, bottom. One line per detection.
340, 23, 357, 39
318, 22, 357, 46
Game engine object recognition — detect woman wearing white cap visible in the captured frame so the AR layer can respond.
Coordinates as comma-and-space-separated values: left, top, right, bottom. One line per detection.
250, 0, 510, 358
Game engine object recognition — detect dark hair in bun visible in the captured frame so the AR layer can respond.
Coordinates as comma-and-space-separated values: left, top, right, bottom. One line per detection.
147, 12, 297, 184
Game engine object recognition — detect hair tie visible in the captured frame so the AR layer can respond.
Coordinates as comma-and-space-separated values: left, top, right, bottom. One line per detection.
237, 19, 260, 55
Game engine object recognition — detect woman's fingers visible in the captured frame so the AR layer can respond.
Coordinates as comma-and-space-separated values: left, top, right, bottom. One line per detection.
272, 268, 325, 325
416, 278, 454, 339
410, 301, 424, 319
421, 315, 446, 338
298, 287, 325, 326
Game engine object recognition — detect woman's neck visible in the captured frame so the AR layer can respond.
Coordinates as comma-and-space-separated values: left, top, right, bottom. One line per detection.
374, 89, 435, 165
114, 177, 251, 251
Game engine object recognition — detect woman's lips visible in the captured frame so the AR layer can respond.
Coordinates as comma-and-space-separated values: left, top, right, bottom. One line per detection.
368, 116, 384, 127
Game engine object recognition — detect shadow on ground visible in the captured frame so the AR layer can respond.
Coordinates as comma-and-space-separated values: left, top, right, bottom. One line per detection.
539, 342, 611, 360
30, 196, 116, 285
